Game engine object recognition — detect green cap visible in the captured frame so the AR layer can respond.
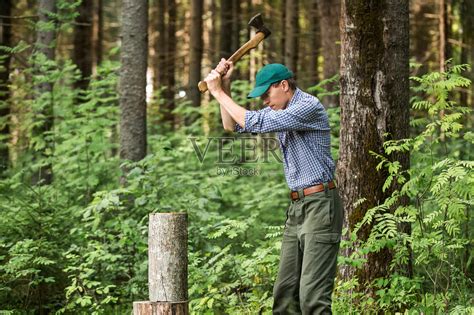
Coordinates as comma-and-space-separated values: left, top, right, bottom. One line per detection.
247, 63, 294, 99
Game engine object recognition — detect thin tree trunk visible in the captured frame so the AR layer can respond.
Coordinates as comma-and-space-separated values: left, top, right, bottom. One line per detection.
220, 0, 233, 59
281, 0, 286, 59
73, 0, 93, 90
317, 0, 340, 107
308, 0, 320, 87
338, 0, 410, 288
231, 0, 241, 79
285, 0, 298, 73
411, 0, 436, 75
32, 0, 56, 185
188, 0, 203, 108
209, 0, 217, 65
119, 0, 148, 163
154, 0, 166, 90
163, 0, 176, 127
0, 0, 12, 176
440, 0, 447, 72
231, 0, 240, 53
97, 0, 104, 66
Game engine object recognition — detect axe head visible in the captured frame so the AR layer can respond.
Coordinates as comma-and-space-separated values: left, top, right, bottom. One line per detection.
248, 13, 271, 38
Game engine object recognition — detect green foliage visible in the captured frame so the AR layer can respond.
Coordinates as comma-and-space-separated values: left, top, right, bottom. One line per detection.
334, 64, 474, 314
1, 19, 473, 314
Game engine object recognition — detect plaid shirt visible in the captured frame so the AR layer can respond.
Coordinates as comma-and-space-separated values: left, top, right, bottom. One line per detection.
235, 88, 335, 191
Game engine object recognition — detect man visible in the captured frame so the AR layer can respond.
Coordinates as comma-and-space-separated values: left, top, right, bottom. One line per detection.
204, 60, 343, 314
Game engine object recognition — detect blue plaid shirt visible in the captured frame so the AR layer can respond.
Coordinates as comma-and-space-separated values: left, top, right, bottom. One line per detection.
235, 88, 335, 191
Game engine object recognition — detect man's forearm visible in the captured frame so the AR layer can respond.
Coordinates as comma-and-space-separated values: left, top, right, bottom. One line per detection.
219, 81, 239, 131
214, 89, 246, 128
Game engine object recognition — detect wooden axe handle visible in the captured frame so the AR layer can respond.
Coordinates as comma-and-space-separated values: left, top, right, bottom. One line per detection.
198, 32, 266, 93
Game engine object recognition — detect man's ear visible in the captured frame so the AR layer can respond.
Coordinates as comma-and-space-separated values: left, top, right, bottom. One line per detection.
282, 80, 290, 92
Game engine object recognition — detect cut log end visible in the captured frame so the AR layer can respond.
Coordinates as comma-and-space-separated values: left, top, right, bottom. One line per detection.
133, 301, 188, 315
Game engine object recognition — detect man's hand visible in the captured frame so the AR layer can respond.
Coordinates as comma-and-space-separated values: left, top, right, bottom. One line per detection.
204, 69, 223, 96
215, 58, 234, 83
205, 58, 234, 96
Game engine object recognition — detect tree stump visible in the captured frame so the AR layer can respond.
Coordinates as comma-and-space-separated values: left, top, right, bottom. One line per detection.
133, 301, 188, 315
133, 212, 188, 315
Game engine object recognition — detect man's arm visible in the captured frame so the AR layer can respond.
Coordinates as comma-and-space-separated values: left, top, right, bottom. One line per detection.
220, 80, 238, 131
206, 60, 247, 130
213, 88, 246, 128
214, 59, 242, 131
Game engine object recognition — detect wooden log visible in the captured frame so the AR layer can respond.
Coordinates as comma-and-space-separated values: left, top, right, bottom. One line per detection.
133, 301, 188, 315
148, 212, 188, 302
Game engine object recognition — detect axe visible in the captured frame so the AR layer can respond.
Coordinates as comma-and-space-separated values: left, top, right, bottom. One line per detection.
198, 13, 271, 93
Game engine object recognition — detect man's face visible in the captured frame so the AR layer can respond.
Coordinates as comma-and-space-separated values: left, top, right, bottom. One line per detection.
260, 80, 291, 111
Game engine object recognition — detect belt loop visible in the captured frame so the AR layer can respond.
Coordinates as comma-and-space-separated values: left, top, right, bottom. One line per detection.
323, 182, 329, 197
298, 188, 304, 200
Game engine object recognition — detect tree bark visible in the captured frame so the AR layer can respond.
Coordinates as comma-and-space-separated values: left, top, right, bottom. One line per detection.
0, 0, 12, 176
439, 0, 448, 72
410, 0, 437, 75
162, 0, 176, 127
317, 0, 340, 107
285, 0, 298, 73
154, 0, 166, 90
231, 0, 241, 79
460, 0, 474, 107
209, 0, 218, 65
94, 0, 104, 67
148, 213, 188, 302
281, 0, 286, 59
188, 0, 203, 108
32, 0, 56, 185
308, 0, 320, 86
220, 0, 233, 59
133, 301, 188, 315
231, 0, 241, 54
338, 0, 410, 287
73, 0, 93, 90
119, 0, 147, 162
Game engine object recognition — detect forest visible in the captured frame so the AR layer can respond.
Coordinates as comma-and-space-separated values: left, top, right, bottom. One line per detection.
0, 0, 473, 314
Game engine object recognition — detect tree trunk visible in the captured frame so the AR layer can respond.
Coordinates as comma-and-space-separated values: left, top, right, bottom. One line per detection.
73, 0, 93, 90
119, 0, 147, 162
410, 0, 437, 75
231, 0, 241, 54
148, 213, 188, 302
281, 0, 286, 59
154, 0, 166, 91
209, 0, 218, 65
338, 0, 410, 288
95, 0, 104, 67
308, 0, 320, 87
0, 0, 12, 176
460, 0, 474, 107
162, 0, 176, 127
231, 0, 241, 79
133, 301, 188, 315
188, 0, 203, 108
460, 0, 473, 274
220, 0, 233, 59
317, 0, 340, 107
285, 0, 298, 73
32, 0, 56, 185
439, 0, 448, 72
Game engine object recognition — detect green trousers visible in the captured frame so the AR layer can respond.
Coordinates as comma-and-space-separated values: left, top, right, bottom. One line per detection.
273, 186, 343, 315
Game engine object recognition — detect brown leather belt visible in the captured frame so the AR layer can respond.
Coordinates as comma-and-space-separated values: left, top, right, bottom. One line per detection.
290, 181, 336, 201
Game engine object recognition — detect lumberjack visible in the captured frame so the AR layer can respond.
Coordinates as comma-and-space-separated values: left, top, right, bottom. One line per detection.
202, 13, 343, 314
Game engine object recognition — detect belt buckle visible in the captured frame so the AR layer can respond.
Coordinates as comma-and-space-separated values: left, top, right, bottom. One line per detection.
291, 189, 304, 201
297, 189, 304, 200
